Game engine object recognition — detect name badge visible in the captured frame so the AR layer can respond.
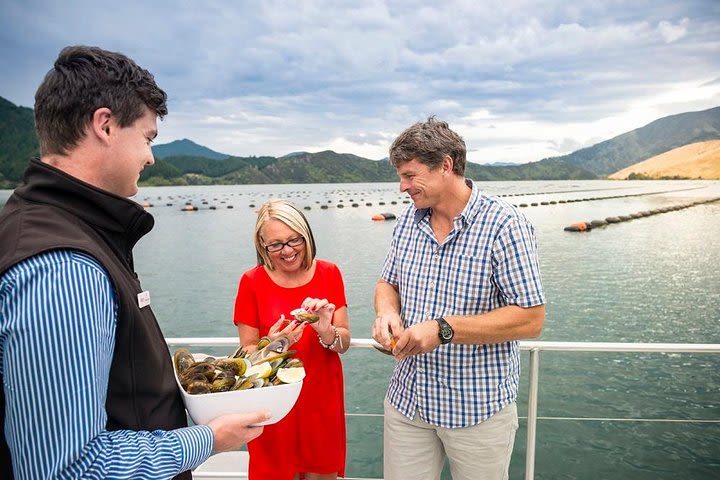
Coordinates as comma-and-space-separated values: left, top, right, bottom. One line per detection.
137, 290, 151, 308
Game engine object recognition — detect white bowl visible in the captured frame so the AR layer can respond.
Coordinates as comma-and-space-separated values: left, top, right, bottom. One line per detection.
175, 354, 303, 426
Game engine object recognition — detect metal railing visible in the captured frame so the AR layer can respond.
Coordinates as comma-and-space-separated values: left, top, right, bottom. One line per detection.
167, 338, 720, 480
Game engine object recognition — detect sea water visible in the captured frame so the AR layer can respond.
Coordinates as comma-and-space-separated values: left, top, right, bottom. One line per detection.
2, 179, 718, 479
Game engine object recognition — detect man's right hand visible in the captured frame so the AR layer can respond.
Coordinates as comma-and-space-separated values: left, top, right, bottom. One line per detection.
208, 411, 270, 452
372, 312, 403, 351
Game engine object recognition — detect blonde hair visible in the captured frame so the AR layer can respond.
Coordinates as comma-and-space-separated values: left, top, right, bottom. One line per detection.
254, 199, 316, 271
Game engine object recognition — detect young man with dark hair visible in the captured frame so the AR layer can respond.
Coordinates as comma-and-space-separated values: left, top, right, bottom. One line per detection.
0, 45, 269, 479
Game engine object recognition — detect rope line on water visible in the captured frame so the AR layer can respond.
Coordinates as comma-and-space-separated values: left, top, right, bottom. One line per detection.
563, 197, 720, 232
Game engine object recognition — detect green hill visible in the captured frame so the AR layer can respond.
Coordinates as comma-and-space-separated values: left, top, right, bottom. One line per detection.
551, 106, 720, 176
151, 138, 230, 160
4, 94, 717, 186
137, 150, 595, 185
465, 158, 596, 181
0, 97, 38, 187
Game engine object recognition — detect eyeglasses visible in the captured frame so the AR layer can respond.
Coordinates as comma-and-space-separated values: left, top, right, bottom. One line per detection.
265, 236, 305, 253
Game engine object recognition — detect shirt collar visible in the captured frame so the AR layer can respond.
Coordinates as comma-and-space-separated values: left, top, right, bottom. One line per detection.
413, 178, 483, 226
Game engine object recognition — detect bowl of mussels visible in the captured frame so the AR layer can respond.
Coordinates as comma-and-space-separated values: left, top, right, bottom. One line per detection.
173, 334, 305, 426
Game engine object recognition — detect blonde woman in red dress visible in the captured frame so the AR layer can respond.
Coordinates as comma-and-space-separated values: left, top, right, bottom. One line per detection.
234, 199, 351, 480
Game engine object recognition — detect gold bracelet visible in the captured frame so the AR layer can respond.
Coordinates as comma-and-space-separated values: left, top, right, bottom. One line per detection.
319, 325, 340, 349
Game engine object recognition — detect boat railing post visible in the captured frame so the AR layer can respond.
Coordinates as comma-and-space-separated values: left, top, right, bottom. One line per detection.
525, 347, 540, 480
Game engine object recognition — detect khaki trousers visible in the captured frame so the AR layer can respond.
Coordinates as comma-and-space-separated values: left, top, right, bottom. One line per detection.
383, 399, 518, 480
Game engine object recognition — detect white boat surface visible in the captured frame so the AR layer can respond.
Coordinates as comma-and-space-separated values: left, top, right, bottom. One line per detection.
169, 337, 720, 480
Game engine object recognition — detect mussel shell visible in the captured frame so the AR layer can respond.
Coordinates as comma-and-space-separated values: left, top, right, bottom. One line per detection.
180, 362, 216, 382
247, 348, 294, 366
297, 312, 320, 324
210, 377, 236, 393
213, 368, 236, 381
291, 308, 319, 324
283, 358, 304, 369
246, 335, 291, 364
187, 380, 212, 395
180, 373, 210, 390
232, 374, 258, 391
214, 357, 248, 376
229, 344, 248, 359
173, 348, 195, 375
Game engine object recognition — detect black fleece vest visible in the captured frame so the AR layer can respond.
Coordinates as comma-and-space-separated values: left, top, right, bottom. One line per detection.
0, 159, 191, 479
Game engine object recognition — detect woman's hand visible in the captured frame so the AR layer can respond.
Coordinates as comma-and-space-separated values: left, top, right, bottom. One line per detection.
301, 297, 336, 342
267, 315, 307, 345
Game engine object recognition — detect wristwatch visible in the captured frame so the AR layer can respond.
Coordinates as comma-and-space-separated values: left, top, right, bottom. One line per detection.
434, 317, 454, 344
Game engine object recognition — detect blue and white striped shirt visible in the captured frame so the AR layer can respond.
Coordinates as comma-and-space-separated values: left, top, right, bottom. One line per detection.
0, 249, 213, 479
381, 180, 545, 428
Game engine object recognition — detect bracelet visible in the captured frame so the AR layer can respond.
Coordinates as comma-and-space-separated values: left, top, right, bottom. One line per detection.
319, 325, 342, 350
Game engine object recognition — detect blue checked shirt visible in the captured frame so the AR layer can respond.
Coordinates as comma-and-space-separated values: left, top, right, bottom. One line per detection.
0, 250, 213, 479
381, 180, 545, 428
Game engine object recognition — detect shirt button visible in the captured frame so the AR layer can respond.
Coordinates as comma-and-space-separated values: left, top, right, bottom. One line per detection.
429, 280, 435, 288
417, 367, 424, 373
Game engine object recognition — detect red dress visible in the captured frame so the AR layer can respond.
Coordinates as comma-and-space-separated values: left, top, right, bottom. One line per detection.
233, 260, 347, 480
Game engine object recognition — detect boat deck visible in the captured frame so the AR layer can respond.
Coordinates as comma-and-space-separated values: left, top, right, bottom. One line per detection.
168, 337, 720, 480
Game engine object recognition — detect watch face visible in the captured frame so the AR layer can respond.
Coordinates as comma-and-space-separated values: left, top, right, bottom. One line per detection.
440, 325, 453, 340
436, 317, 453, 344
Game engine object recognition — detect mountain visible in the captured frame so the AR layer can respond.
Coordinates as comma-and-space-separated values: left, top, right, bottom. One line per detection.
0, 97, 38, 187
551, 106, 720, 176
465, 158, 595, 181
2, 94, 718, 187
152, 138, 230, 160
138, 150, 595, 185
482, 161, 517, 167
608, 140, 720, 180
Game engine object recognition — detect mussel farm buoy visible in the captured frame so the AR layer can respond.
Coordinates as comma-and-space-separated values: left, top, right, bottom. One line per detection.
372, 213, 397, 221
563, 222, 592, 232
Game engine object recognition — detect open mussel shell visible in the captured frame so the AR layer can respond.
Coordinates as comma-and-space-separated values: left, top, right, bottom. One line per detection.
246, 335, 292, 364
283, 358, 304, 369
290, 308, 320, 324
232, 374, 259, 391
214, 357, 249, 376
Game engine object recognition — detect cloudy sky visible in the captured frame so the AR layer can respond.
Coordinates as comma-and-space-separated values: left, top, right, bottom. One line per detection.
1, 0, 719, 164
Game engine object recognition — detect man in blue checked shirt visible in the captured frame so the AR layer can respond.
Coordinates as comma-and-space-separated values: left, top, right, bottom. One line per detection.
372, 117, 546, 480
0, 46, 269, 479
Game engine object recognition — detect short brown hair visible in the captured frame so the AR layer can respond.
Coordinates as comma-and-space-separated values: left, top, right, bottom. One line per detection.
389, 116, 467, 176
34, 45, 167, 156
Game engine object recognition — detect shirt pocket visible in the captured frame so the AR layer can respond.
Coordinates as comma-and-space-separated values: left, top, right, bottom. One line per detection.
441, 254, 490, 314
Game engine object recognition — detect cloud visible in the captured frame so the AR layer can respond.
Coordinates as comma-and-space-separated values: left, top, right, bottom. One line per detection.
1, 0, 719, 163
658, 18, 689, 43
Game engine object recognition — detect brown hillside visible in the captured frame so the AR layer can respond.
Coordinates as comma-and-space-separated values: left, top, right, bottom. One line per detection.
608, 140, 720, 180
